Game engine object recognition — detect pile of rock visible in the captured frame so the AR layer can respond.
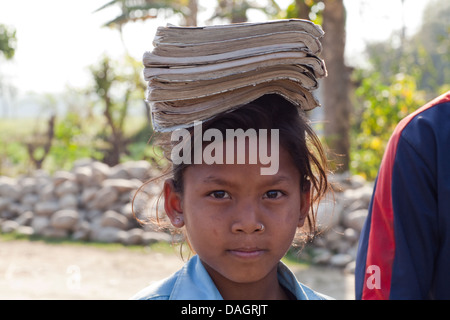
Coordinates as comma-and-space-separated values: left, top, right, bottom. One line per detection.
0, 161, 373, 271
0, 159, 171, 246
306, 172, 374, 272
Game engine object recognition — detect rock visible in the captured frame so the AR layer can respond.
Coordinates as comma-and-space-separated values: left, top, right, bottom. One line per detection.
1, 220, 19, 233
343, 228, 359, 243
120, 202, 134, 220
85, 210, 102, 222
41, 227, 69, 239
101, 210, 128, 230
31, 216, 51, 234
9, 202, 31, 216
51, 210, 79, 230
0, 198, 11, 211
18, 177, 37, 194
328, 171, 352, 192
102, 179, 140, 193
54, 180, 79, 197
343, 199, 368, 215
329, 253, 353, 268
89, 186, 119, 210
39, 184, 55, 201
90, 161, 110, 184
21, 194, 39, 207
316, 198, 342, 230
15, 211, 34, 226
59, 194, 78, 208
80, 187, 98, 204
108, 165, 129, 180
322, 226, 345, 252
73, 166, 93, 186
0, 177, 20, 201
72, 220, 91, 241
335, 239, 352, 254
349, 175, 367, 189
124, 228, 144, 245
53, 170, 76, 186
142, 231, 172, 245
90, 227, 127, 243
72, 158, 95, 168
344, 260, 356, 274
312, 248, 332, 264
122, 161, 152, 180
16, 225, 34, 236
347, 243, 359, 260
342, 185, 373, 208
35, 201, 60, 216
343, 209, 368, 233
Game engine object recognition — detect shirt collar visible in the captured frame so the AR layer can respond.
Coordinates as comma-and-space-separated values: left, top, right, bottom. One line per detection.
169, 255, 324, 300
170, 255, 223, 299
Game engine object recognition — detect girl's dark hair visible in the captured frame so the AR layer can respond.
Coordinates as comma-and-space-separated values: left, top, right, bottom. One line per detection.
134, 94, 330, 245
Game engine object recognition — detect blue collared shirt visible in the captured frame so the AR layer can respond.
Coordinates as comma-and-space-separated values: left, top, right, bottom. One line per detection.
131, 255, 331, 300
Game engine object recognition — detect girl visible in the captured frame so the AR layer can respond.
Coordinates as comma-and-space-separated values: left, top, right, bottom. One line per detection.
132, 93, 332, 300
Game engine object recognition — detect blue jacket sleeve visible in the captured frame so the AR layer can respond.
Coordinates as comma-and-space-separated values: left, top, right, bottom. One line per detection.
356, 97, 450, 299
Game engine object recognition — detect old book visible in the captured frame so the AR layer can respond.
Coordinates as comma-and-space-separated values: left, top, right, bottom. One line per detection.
152, 19, 324, 44
143, 19, 327, 132
151, 79, 319, 130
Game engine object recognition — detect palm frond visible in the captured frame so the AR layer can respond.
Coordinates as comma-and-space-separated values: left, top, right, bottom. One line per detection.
93, 0, 122, 13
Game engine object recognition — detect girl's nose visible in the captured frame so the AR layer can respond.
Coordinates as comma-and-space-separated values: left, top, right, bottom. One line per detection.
231, 201, 265, 234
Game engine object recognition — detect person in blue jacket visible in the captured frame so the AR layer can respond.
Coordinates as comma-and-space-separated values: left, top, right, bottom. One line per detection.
355, 90, 450, 299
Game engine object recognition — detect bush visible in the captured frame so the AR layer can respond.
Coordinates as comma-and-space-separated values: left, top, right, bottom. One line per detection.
350, 70, 426, 180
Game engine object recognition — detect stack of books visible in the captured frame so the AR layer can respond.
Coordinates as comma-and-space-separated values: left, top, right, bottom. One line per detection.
143, 19, 327, 132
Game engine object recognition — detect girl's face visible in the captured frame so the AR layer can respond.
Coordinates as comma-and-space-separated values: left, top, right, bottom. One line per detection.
164, 145, 310, 297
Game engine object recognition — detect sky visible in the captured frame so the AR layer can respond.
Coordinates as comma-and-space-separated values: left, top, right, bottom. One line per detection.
0, 0, 433, 115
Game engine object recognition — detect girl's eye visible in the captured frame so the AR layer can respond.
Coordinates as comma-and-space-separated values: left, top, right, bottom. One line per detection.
209, 190, 230, 199
264, 190, 284, 199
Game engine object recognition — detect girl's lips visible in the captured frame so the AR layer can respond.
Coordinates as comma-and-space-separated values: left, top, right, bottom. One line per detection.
228, 248, 266, 259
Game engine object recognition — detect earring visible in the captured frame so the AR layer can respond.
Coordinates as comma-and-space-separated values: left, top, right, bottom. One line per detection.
174, 217, 183, 225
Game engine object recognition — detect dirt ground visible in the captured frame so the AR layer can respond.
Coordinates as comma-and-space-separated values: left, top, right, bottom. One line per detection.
0, 239, 355, 300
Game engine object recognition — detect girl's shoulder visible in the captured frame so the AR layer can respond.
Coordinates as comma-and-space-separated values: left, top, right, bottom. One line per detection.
130, 272, 178, 300
297, 282, 334, 300
130, 255, 223, 300
277, 262, 334, 300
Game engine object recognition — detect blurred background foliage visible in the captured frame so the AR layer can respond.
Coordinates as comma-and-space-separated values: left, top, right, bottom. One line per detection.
0, 0, 448, 180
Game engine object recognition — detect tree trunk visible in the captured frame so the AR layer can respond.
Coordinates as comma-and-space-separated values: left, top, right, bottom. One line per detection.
295, 0, 311, 20
185, 0, 198, 26
321, 0, 351, 172
26, 115, 56, 170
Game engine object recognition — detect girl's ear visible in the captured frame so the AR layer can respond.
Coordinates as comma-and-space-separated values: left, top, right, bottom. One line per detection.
163, 179, 185, 228
298, 180, 311, 228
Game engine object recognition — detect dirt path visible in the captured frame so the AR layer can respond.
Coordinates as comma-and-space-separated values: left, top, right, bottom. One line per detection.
0, 239, 355, 300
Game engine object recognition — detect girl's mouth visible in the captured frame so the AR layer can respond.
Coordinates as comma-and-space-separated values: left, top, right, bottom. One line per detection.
227, 248, 267, 259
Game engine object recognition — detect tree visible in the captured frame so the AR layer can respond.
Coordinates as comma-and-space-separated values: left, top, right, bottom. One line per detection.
26, 115, 56, 170
210, 0, 280, 23
284, 0, 322, 22
280, 0, 351, 172
351, 71, 426, 180
0, 24, 17, 118
364, 0, 450, 99
95, 0, 199, 27
89, 55, 146, 166
321, 0, 351, 172
0, 24, 16, 60
350, 0, 448, 180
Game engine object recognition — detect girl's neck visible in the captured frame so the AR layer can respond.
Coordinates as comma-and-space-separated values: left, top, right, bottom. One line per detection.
204, 263, 291, 300
220, 281, 290, 300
